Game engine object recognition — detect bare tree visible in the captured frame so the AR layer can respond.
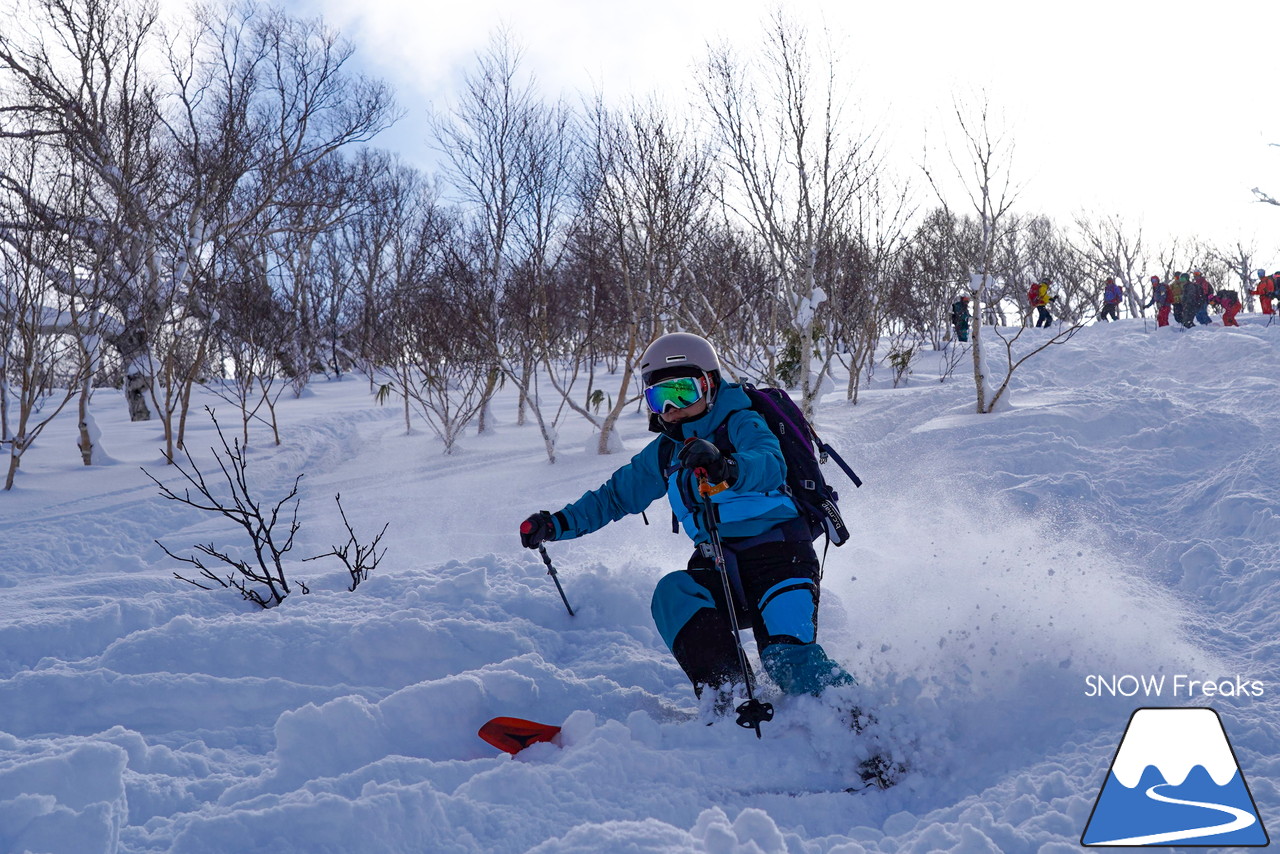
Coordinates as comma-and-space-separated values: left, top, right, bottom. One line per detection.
304, 494, 386, 592
0, 232, 84, 489
1072, 212, 1147, 318
429, 29, 533, 436
207, 242, 292, 446
899, 207, 971, 351
1210, 239, 1264, 312
923, 92, 1018, 411
377, 212, 492, 455
701, 10, 878, 417
582, 96, 713, 452
146, 407, 304, 608
0, 137, 115, 487
259, 155, 367, 394
0, 0, 396, 438
826, 172, 916, 403
679, 216, 778, 382
1250, 136, 1280, 206
924, 92, 1083, 413
342, 153, 430, 384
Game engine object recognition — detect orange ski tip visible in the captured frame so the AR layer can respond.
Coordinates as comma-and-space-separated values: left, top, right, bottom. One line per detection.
478, 717, 562, 755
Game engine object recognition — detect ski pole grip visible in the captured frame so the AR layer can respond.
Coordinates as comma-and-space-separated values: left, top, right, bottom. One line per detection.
697, 471, 729, 497
520, 520, 533, 534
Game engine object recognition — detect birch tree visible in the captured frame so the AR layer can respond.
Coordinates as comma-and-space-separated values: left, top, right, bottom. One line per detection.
924, 92, 1082, 413
429, 30, 531, 435
1072, 213, 1146, 318
0, 0, 395, 435
700, 11, 878, 417
582, 97, 713, 453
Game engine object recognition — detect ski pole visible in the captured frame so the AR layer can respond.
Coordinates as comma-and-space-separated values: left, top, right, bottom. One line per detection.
537, 545, 575, 616
696, 471, 774, 738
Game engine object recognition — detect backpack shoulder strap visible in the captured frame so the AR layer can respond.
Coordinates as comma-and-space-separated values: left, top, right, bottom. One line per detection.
656, 435, 678, 477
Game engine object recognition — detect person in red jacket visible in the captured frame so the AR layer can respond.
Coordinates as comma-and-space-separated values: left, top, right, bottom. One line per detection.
1210, 288, 1242, 326
1252, 270, 1276, 315
1145, 275, 1172, 327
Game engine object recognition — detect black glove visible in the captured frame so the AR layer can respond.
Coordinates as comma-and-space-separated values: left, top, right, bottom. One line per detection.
520, 511, 556, 549
677, 438, 738, 486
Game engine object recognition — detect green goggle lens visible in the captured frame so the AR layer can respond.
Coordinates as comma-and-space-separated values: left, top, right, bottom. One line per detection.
644, 376, 705, 413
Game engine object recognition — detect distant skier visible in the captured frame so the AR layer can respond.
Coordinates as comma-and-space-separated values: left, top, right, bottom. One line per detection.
1099, 278, 1123, 322
1210, 288, 1242, 326
1190, 272, 1214, 326
951, 295, 971, 342
1145, 275, 1172, 327
519, 332, 853, 715
1173, 273, 1198, 328
1028, 277, 1056, 328
1252, 270, 1275, 316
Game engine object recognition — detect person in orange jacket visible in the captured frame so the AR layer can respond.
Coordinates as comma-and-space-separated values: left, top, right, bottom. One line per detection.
1252, 270, 1276, 315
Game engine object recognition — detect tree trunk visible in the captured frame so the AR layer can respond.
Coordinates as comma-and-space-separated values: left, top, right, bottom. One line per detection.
77, 383, 96, 466
971, 276, 988, 414
125, 370, 152, 422
477, 366, 501, 434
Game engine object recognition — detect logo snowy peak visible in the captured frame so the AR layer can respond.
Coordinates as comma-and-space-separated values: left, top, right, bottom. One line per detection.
1082, 707, 1269, 847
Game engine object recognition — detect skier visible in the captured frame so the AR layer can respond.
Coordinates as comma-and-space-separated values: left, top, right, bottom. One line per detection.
1210, 288, 1242, 326
1028, 277, 1055, 328
1144, 275, 1172, 327
1252, 270, 1276, 316
1168, 272, 1186, 326
1099, 277, 1123, 322
519, 332, 853, 715
1174, 273, 1198, 328
951, 295, 971, 342
1190, 272, 1214, 326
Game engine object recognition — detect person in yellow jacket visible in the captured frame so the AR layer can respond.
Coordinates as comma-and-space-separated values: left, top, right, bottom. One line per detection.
1027, 277, 1056, 328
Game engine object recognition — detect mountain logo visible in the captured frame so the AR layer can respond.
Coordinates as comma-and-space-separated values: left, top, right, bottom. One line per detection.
1082, 707, 1269, 847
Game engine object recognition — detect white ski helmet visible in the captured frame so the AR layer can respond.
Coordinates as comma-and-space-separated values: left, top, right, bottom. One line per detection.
638, 332, 720, 385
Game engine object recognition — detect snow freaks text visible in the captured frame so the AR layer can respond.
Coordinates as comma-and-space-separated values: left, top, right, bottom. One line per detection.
1085, 674, 1265, 699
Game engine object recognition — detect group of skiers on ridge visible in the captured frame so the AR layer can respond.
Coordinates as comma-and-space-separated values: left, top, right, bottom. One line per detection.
949, 269, 1278, 341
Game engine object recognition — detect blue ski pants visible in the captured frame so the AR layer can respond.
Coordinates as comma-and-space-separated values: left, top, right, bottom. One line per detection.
650, 525, 852, 697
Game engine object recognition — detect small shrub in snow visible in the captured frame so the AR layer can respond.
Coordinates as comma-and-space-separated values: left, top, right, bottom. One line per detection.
144, 408, 305, 608
145, 408, 388, 607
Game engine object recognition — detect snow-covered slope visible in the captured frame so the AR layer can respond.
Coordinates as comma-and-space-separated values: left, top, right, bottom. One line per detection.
1, 316, 1276, 853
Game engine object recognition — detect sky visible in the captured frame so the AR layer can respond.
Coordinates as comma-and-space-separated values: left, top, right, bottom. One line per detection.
281, 0, 1280, 265
2, 311, 1278, 851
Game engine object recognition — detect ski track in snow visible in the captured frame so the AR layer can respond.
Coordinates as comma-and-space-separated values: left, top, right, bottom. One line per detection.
0, 318, 1277, 853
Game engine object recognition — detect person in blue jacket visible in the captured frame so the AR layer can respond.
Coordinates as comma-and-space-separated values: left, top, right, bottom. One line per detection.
519, 332, 852, 713
1099, 277, 1123, 321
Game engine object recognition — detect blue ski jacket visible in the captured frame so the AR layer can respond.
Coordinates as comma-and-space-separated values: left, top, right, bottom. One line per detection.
550, 383, 799, 544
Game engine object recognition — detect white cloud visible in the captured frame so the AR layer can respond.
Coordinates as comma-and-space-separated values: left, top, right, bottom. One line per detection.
287, 0, 1280, 253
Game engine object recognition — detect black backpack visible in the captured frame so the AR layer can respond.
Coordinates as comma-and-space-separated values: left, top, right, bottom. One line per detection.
657, 384, 861, 546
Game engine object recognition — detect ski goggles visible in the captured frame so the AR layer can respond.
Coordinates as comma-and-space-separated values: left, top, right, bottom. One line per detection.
643, 375, 708, 413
